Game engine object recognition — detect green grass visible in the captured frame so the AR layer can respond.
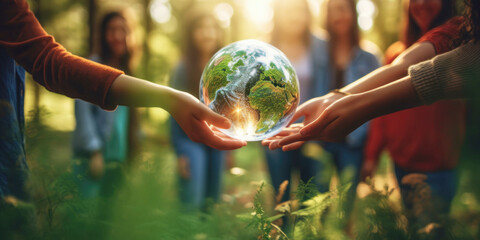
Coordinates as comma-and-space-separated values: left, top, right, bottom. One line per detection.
3, 86, 480, 239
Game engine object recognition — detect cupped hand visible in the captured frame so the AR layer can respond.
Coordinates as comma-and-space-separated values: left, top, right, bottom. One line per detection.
170, 91, 247, 150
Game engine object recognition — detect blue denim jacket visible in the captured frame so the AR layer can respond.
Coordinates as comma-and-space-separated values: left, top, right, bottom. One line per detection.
0, 46, 28, 199
309, 37, 380, 148
71, 56, 129, 162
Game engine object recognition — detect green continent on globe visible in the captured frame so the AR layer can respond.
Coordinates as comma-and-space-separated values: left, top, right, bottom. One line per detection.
248, 68, 297, 133
203, 53, 248, 102
203, 55, 233, 101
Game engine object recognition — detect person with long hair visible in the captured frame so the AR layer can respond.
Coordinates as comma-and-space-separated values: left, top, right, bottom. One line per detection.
169, 11, 226, 211
265, 0, 321, 207
315, 0, 380, 227
71, 11, 140, 198
361, 0, 463, 234
0, 0, 245, 202
266, 0, 379, 229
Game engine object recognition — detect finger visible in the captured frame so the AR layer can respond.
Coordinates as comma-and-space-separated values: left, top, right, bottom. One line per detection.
269, 140, 282, 150
263, 124, 304, 142
263, 136, 288, 144
300, 112, 338, 138
289, 104, 310, 124
194, 121, 246, 150
282, 141, 305, 151
197, 105, 231, 129
261, 139, 273, 146
277, 132, 309, 147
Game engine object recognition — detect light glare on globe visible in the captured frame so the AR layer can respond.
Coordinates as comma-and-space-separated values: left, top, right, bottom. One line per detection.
200, 39, 300, 141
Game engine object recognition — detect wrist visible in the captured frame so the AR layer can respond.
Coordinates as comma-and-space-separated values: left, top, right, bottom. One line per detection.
352, 91, 380, 120
162, 87, 178, 114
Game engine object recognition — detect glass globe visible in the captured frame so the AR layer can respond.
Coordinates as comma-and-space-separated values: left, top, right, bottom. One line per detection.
200, 39, 300, 141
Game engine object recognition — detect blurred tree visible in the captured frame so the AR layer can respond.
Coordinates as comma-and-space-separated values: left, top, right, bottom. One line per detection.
369, 0, 402, 51
29, 0, 88, 123
32, 0, 43, 122
88, 0, 98, 55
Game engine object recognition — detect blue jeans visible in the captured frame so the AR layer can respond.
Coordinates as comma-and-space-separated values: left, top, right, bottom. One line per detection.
177, 142, 225, 211
322, 142, 364, 221
394, 166, 457, 229
266, 142, 363, 227
265, 147, 323, 203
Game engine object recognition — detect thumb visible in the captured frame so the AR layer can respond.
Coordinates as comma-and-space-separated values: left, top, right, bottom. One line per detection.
198, 106, 231, 129
289, 105, 309, 125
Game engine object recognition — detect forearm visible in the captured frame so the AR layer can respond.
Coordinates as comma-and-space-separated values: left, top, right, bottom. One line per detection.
361, 76, 421, 120
106, 74, 177, 112
341, 64, 407, 93
341, 42, 436, 94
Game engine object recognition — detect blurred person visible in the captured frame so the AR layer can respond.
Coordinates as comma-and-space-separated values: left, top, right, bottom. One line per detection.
266, 0, 380, 229
360, 0, 463, 234
313, 0, 379, 227
169, 12, 227, 211
72, 11, 140, 198
0, 0, 245, 201
265, 0, 322, 206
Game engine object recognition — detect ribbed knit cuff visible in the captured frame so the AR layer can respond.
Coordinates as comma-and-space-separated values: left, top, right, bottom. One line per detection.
409, 60, 440, 105
409, 42, 480, 104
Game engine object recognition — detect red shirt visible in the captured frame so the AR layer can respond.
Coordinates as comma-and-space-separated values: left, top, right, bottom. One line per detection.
365, 17, 466, 172
0, 0, 123, 110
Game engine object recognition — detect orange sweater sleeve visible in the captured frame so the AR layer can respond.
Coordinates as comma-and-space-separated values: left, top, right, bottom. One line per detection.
0, 0, 123, 110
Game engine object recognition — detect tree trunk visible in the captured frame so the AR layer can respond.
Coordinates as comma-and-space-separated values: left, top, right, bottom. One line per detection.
88, 0, 97, 56
32, 0, 43, 122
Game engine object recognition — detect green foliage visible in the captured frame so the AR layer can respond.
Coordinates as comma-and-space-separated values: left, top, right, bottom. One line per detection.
355, 181, 409, 240
247, 65, 298, 133
248, 80, 289, 133
250, 182, 275, 240
203, 55, 234, 101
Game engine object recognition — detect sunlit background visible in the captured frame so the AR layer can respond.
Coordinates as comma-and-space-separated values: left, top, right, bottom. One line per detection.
26, 0, 401, 132
15, 0, 480, 239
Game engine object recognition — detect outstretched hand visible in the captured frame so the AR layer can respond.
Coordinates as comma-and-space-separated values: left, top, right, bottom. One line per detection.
263, 93, 374, 151
261, 92, 345, 150
170, 91, 247, 150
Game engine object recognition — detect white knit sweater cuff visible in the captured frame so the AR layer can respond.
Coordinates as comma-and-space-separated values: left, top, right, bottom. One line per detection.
409, 60, 440, 105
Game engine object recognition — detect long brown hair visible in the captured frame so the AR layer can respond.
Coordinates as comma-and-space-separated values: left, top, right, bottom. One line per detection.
271, 0, 312, 48
325, 0, 360, 66
182, 13, 223, 97
459, 0, 480, 43
99, 11, 137, 74
99, 11, 140, 162
401, 0, 456, 47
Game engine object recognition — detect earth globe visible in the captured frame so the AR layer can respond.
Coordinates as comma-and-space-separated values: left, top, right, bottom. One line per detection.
199, 39, 300, 141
